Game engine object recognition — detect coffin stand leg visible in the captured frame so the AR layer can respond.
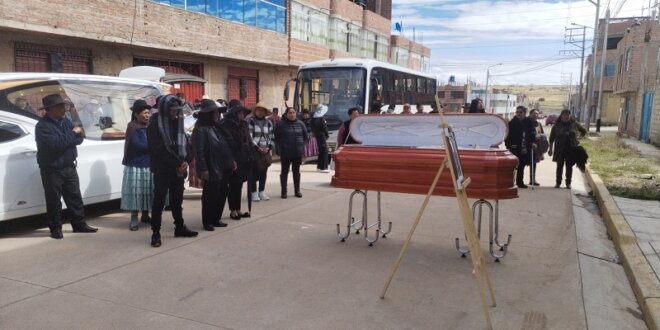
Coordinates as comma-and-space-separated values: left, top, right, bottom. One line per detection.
490, 200, 512, 262
377, 191, 392, 238
455, 199, 486, 257
337, 190, 367, 242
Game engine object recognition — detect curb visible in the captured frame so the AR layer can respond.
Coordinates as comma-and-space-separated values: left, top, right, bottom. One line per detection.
586, 166, 660, 330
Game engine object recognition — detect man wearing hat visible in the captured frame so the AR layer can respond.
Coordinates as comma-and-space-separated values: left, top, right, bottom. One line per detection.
147, 94, 197, 247
247, 102, 275, 202
35, 94, 98, 239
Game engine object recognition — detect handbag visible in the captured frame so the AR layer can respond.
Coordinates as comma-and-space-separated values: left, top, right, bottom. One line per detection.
255, 149, 273, 171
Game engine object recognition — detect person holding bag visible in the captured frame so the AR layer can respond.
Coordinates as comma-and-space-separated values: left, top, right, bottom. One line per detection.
192, 100, 233, 231
548, 109, 587, 189
247, 103, 275, 202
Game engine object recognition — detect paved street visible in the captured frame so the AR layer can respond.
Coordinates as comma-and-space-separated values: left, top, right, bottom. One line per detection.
0, 156, 647, 329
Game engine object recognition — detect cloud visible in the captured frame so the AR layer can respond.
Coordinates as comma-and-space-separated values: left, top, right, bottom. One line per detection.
392, 0, 650, 85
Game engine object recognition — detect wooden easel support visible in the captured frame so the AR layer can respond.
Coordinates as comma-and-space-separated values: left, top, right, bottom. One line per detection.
379, 97, 497, 330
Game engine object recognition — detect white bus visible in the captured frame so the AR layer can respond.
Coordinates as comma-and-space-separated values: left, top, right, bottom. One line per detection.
284, 58, 437, 149
0, 73, 171, 221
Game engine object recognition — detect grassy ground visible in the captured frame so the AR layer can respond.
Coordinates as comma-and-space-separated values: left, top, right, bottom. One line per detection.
581, 135, 660, 200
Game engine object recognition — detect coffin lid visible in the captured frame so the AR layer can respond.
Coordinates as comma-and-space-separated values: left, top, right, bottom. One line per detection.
348, 114, 508, 148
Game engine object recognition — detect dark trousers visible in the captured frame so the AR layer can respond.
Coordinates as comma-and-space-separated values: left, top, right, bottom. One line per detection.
316, 138, 328, 170
151, 171, 185, 232
202, 180, 221, 226
40, 166, 85, 229
555, 154, 575, 186
509, 147, 528, 185
219, 173, 243, 214
280, 157, 302, 192
249, 167, 268, 193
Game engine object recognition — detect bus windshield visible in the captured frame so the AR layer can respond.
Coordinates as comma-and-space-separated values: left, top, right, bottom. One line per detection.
297, 67, 366, 130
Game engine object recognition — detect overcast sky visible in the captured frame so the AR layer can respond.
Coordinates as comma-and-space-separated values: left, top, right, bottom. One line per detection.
392, 0, 651, 86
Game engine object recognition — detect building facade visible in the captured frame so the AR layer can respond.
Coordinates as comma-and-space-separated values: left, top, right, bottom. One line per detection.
0, 0, 430, 110
614, 18, 660, 145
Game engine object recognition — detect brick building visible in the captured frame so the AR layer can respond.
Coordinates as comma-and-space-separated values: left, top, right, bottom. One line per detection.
614, 18, 660, 145
0, 0, 430, 109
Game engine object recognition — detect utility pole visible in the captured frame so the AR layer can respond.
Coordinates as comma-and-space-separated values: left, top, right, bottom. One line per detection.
561, 72, 573, 113
586, 0, 600, 131
484, 63, 502, 112
595, 8, 610, 132
562, 24, 588, 118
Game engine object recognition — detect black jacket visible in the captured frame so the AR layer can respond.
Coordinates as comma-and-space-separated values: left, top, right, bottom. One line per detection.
274, 118, 308, 159
35, 115, 84, 169
310, 117, 329, 142
147, 113, 191, 175
192, 126, 234, 182
505, 117, 535, 153
219, 116, 253, 180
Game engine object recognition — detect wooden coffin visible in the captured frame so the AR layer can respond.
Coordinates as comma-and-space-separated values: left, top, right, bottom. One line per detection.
331, 114, 519, 200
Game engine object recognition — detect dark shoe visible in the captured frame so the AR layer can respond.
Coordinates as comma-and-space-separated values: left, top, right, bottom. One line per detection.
554, 184, 561, 188
230, 213, 241, 220
281, 193, 287, 199
50, 228, 63, 239
531, 182, 540, 186
174, 225, 198, 237
212, 221, 228, 228
150, 232, 161, 247
203, 224, 215, 231
294, 191, 303, 198
240, 212, 250, 218
140, 214, 151, 223
516, 183, 528, 189
566, 185, 572, 189
72, 223, 98, 233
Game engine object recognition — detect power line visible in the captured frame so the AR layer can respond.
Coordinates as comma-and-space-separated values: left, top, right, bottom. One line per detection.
433, 56, 579, 67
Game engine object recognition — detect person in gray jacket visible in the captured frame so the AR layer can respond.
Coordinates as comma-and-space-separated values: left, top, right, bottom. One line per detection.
274, 107, 309, 198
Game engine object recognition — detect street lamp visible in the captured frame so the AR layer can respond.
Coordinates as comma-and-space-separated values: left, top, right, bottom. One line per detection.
484, 63, 502, 112
570, 22, 593, 120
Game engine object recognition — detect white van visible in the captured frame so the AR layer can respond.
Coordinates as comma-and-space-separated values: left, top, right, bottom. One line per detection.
0, 73, 171, 221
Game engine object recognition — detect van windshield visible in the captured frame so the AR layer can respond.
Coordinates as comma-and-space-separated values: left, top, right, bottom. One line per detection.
1, 78, 162, 140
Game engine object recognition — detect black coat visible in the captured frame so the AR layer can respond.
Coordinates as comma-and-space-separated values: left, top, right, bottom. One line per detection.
310, 117, 329, 142
219, 117, 252, 180
192, 126, 234, 182
274, 118, 308, 159
147, 113, 191, 175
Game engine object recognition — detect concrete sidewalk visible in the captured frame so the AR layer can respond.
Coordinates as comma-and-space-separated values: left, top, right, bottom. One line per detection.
585, 132, 660, 330
0, 154, 646, 329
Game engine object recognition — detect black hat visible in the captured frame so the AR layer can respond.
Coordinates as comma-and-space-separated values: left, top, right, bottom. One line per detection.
130, 99, 152, 113
199, 99, 220, 113
226, 105, 251, 116
228, 99, 241, 109
158, 94, 183, 112
39, 94, 70, 110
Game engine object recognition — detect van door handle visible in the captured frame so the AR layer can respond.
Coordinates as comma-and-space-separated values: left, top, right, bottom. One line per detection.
21, 150, 37, 156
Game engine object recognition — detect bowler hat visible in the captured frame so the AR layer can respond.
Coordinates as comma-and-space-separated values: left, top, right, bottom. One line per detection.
130, 99, 152, 113
39, 94, 70, 110
199, 99, 220, 113
252, 102, 272, 116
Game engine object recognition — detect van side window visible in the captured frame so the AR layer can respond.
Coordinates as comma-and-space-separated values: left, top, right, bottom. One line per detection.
0, 121, 26, 143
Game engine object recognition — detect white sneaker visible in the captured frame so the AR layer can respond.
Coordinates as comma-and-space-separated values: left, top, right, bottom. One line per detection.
258, 191, 270, 201
251, 192, 260, 202
320, 169, 330, 173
